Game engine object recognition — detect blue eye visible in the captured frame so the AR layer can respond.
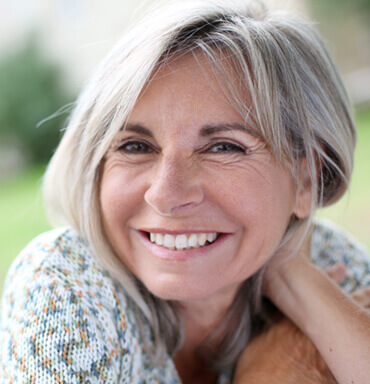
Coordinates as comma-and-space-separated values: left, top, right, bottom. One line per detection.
209, 142, 246, 153
118, 141, 153, 154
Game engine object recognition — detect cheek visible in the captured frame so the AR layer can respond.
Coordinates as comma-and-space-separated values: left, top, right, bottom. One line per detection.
205, 162, 296, 264
99, 164, 147, 231
205, 160, 295, 226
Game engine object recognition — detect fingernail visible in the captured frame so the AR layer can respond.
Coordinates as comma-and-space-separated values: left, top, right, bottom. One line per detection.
331, 263, 346, 276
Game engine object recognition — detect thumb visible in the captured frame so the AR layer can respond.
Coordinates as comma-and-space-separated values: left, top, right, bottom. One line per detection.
325, 263, 347, 284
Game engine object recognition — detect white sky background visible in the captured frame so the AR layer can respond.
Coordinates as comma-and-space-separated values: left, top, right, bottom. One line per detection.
0, 0, 310, 91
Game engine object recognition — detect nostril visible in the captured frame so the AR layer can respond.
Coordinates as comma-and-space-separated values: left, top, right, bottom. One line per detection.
144, 172, 204, 216
171, 202, 198, 212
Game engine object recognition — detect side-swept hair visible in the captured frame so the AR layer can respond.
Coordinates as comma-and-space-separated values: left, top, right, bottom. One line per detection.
44, 0, 356, 371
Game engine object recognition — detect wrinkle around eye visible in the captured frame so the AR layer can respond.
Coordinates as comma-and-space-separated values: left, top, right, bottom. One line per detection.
198, 158, 278, 190
199, 146, 272, 172
201, 140, 267, 159
104, 148, 157, 168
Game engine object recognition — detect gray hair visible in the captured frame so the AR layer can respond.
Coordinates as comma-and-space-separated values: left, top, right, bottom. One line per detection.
43, 0, 356, 372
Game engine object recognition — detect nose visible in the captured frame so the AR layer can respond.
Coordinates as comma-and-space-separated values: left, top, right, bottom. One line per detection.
144, 154, 204, 216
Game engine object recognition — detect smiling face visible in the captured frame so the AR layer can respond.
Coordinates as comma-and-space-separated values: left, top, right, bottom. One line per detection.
100, 53, 300, 302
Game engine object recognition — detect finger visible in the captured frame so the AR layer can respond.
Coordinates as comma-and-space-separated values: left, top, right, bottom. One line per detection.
351, 286, 370, 309
325, 263, 347, 284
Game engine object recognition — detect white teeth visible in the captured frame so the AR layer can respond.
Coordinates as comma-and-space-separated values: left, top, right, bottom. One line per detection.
163, 234, 175, 249
188, 234, 198, 248
175, 234, 187, 250
149, 232, 219, 250
207, 233, 217, 242
155, 233, 164, 245
198, 233, 207, 246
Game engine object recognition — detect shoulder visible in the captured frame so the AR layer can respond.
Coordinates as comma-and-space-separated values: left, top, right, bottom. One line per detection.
2, 227, 120, 314
0, 228, 122, 382
3, 227, 89, 283
0, 228, 180, 383
311, 219, 370, 292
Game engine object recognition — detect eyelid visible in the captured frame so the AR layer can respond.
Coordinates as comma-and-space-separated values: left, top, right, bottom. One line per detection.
115, 137, 249, 154
117, 138, 151, 146
204, 139, 248, 153
116, 138, 159, 153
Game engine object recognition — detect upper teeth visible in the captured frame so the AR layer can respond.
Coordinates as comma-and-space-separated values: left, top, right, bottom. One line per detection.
149, 232, 218, 250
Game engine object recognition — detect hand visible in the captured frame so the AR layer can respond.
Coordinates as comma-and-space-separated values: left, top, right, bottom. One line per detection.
326, 262, 370, 309
262, 223, 314, 325
233, 264, 370, 384
260, 220, 370, 384
263, 223, 312, 301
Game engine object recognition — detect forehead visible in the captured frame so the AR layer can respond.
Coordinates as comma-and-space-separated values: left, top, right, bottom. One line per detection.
129, 53, 248, 134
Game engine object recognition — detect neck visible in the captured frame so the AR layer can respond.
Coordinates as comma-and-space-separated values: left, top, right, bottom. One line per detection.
173, 285, 239, 383
173, 319, 218, 384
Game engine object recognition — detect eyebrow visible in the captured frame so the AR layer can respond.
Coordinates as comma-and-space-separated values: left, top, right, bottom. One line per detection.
199, 123, 260, 139
124, 124, 154, 137
124, 122, 260, 139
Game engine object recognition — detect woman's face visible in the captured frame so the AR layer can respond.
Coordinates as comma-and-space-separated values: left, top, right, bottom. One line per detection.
100, 54, 300, 302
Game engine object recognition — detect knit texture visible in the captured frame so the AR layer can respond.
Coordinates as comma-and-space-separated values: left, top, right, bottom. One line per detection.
0, 220, 369, 383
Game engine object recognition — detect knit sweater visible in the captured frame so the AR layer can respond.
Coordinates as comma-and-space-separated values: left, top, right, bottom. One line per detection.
0, 220, 369, 384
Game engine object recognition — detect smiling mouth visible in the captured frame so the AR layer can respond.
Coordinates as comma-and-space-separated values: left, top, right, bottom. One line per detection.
142, 231, 222, 251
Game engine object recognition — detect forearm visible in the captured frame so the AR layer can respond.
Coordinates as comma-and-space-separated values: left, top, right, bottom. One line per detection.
233, 317, 337, 384
267, 257, 370, 384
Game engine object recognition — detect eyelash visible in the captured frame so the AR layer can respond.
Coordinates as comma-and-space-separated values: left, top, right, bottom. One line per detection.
117, 140, 247, 155
117, 141, 155, 154
207, 142, 246, 154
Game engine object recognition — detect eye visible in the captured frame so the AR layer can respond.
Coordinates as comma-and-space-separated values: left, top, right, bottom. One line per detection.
117, 141, 153, 154
208, 142, 246, 154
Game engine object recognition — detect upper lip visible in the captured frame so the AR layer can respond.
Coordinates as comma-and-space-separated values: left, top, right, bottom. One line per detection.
139, 228, 226, 235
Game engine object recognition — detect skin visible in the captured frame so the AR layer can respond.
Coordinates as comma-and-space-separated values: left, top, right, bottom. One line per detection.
261, 251, 370, 384
99, 53, 307, 382
235, 264, 370, 384
100, 53, 305, 305
242, 222, 370, 384
99, 53, 370, 383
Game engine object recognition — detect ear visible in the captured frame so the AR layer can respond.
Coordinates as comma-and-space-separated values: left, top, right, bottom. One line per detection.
293, 158, 312, 219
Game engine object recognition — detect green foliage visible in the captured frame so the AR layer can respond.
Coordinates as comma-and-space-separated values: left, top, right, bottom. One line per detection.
311, 0, 370, 16
318, 108, 370, 248
0, 164, 50, 294
0, 38, 71, 163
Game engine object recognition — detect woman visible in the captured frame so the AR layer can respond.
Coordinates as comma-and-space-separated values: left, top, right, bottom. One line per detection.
0, 1, 369, 383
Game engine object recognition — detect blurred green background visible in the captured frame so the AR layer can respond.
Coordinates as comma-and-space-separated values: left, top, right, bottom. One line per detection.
0, 0, 369, 294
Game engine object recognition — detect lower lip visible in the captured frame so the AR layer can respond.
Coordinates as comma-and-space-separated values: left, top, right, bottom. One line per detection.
136, 231, 232, 261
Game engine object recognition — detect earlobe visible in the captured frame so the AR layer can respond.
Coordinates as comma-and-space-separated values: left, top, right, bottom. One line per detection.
293, 158, 312, 219
294, 187, 312, 219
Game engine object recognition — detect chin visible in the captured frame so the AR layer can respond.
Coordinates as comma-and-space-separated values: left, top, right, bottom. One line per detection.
143, 276, 218, 302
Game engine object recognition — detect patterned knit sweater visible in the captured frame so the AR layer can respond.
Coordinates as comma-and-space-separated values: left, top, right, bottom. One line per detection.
0, 220, 369, 384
